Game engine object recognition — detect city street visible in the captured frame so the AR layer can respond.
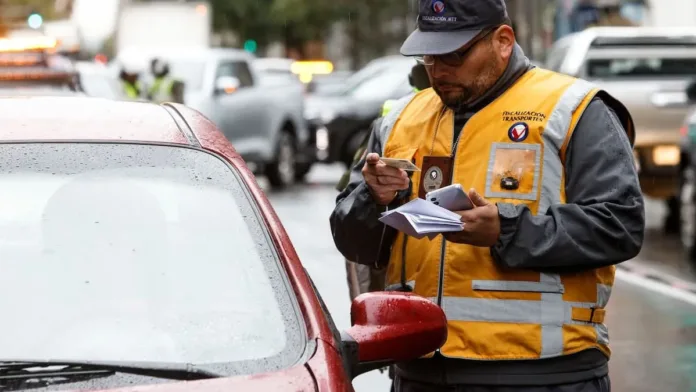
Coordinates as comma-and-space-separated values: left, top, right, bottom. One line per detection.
263, 164, 696, 392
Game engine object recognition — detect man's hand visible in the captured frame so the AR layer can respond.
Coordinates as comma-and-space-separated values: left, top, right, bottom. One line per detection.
362, 153, 410, 205
445, 189, 501, 247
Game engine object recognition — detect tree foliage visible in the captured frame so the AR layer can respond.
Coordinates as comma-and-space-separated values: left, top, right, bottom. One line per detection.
210, 0, 412, 64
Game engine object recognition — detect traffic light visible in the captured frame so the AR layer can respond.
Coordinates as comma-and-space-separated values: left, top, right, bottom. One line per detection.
243, 39, 257, 53
27, 12, 43, 29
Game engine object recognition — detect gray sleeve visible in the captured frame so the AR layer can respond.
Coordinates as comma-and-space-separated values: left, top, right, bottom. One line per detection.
490, 98, 645, 273
329, 118, 411, 267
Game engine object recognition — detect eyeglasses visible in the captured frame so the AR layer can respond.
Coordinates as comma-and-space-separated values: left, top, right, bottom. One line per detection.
414, 27, 498, 67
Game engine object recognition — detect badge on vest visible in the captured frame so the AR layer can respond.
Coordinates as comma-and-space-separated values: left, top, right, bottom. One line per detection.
508, 122, 529, 142
419, 156, 453, 199
484, 142, 542, 201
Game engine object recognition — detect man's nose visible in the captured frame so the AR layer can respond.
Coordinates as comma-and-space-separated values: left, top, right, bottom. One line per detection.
428, 60, 450, 79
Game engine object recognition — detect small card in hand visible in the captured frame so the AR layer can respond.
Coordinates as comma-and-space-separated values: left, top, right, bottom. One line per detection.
380, 158, 420, 172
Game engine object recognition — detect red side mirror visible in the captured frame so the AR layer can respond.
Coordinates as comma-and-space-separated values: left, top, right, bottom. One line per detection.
344, 292, 447, 364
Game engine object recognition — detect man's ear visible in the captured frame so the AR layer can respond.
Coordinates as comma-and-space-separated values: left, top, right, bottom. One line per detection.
493, 25, 515, 61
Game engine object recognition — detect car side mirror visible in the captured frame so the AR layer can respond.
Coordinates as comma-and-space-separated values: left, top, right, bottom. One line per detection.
214, 76, 241, 95
341, 292, 447, 379
687, 80, 696, 104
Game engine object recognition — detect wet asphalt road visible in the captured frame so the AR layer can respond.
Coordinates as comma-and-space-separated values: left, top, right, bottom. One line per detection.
262, 164, 696, 392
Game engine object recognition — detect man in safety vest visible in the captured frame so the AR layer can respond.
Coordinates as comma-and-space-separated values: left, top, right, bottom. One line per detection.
330, 0, 644, 391
148, 58, 184, 104
119, 62, 144, 101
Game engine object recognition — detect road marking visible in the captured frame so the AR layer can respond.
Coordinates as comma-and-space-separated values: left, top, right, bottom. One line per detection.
615, 269, 696, 306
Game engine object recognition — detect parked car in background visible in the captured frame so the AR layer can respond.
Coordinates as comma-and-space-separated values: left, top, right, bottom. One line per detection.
0, 95, 448, 391
677, 83, 696, 260
546, 26, 696, 232
253, 58, 316, 181
306, 71, 353, 95
112, 48, 312, 188
305, 56, 416, 167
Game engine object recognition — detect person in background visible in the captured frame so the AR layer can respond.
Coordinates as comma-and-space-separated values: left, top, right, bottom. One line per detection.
148, 58, 184, 104
118, 60, 145, 101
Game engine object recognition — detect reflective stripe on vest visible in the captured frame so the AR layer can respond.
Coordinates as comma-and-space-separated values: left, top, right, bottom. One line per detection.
123, 82, 141, 99
381, 99, 396, 117
150, 77, 175, 103
380, 68, 628, 360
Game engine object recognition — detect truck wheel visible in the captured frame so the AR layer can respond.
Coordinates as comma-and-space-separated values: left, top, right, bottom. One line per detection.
294, 163, 312, 183
266, 130, 297, 190
680, 167, 696, 261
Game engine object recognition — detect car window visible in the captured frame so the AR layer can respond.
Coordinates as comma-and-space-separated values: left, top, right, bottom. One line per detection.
217, 61, 255, 88
348, 63, 413, 100
586, 57, 696, 78
0, 143, 306, 377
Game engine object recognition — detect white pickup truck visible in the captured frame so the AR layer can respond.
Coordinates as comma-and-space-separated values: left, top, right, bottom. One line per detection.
111, 2, 313, 188
112, 48, 312, 188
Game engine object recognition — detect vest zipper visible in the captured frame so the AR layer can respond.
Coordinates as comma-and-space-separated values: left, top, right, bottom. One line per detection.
435, 109, 465, 354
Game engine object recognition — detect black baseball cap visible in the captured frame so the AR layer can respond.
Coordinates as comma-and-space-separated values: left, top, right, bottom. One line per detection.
401, 0, 509, 56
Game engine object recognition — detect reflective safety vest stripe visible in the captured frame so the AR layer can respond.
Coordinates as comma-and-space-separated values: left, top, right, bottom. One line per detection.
122, 82, 141, 99
381, 99, 396, 117
380, 68, 634, 361
150, 77, 175, 103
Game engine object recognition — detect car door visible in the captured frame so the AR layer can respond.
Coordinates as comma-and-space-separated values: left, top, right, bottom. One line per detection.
211, 60, 266, 159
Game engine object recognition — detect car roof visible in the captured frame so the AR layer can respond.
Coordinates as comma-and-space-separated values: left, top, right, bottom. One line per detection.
556, 26, 696, 76
0, 96, 227, 149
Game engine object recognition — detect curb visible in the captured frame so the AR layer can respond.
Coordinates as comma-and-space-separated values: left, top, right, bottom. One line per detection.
616, 262, 696, 295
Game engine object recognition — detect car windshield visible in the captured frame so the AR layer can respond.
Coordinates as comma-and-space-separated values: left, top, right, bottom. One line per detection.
167, 60, 206, 91
586, 57, 696, 78
348, 62, 413, 100
0, 143, 305, 376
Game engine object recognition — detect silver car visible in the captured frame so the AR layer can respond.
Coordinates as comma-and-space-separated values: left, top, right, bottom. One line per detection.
547, 26, 696, 230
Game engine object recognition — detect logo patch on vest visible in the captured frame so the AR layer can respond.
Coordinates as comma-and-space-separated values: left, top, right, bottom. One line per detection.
508, 122, 529, 142
432, 0, 445, 14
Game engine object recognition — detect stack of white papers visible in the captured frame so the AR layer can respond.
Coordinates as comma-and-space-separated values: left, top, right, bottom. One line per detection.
379, 198, 464, 240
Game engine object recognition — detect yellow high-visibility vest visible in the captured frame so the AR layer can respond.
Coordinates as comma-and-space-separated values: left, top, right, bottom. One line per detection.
381, 67, 634, 361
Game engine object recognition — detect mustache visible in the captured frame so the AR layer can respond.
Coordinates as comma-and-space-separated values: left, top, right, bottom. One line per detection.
433, 81, 464, 89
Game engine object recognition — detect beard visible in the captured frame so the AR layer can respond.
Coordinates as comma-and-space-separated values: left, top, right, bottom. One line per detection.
433, 54, 503, 110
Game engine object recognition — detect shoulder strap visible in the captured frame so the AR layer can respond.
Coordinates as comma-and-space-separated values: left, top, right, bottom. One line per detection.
380, 93, 415, 155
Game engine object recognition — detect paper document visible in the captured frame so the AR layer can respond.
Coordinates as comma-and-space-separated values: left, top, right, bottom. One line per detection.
379, 198, 464, 239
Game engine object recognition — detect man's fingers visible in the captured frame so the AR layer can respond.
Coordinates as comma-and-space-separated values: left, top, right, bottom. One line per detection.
377, 175, 409, 187
365, 153, 380, 165
457, 209, 478, 223
469, 189, 489, 206
376, 165, 408, 179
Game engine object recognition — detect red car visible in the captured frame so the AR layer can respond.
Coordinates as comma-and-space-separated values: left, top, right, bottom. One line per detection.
0, 97, 447, 392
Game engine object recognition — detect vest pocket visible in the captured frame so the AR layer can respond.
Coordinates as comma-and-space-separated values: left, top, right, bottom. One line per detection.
472, 280, 564, 294
484, 142, 541, 201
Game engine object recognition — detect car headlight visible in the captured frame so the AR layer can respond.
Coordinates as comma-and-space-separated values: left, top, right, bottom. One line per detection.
652, 145, 680, 166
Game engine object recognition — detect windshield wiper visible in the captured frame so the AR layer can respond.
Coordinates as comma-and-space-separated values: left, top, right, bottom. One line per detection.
0, 359, 222, 381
